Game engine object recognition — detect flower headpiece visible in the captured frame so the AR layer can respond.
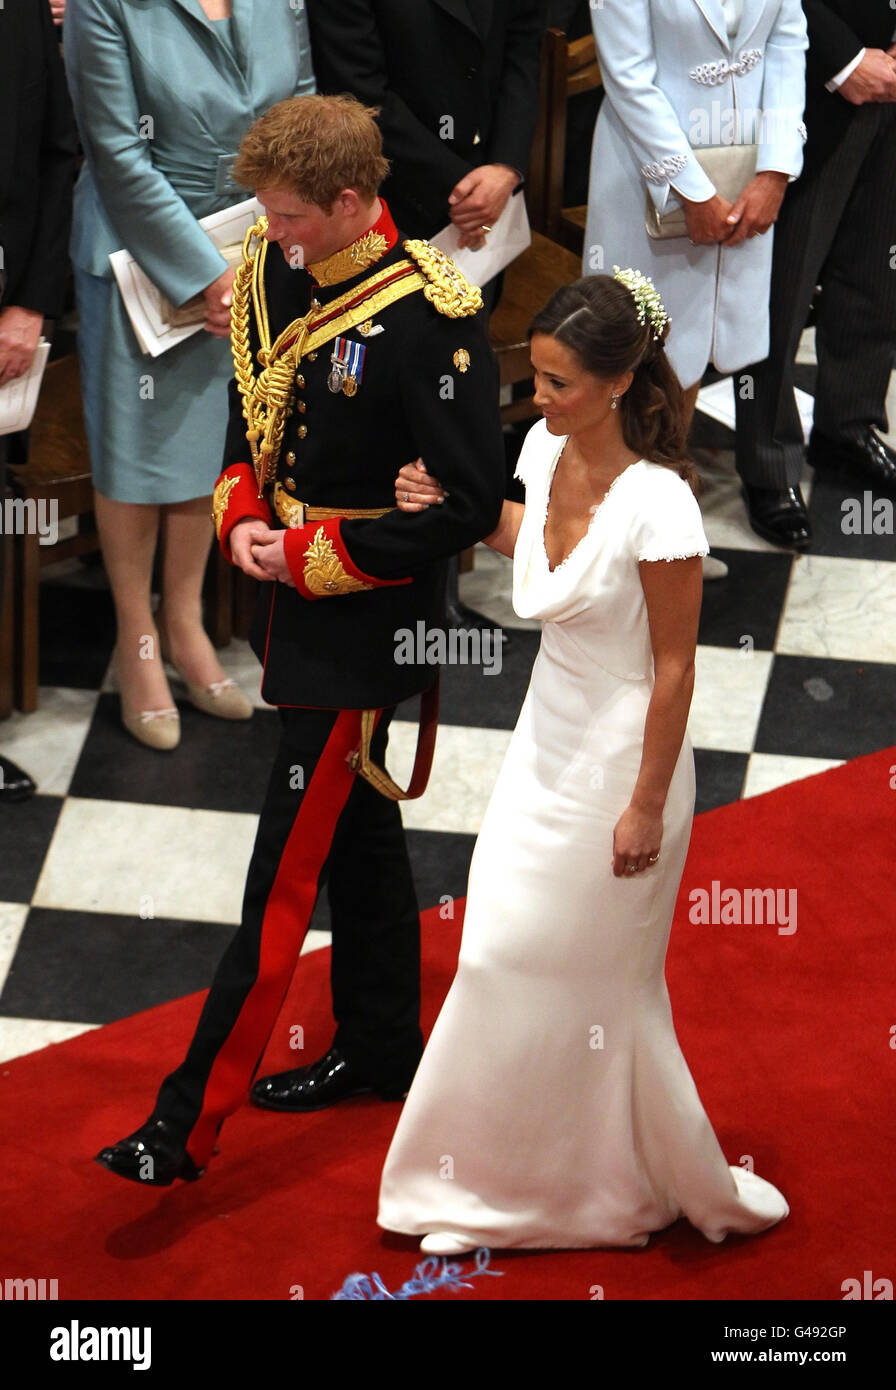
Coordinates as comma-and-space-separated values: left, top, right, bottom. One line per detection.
612, 266, 669, 341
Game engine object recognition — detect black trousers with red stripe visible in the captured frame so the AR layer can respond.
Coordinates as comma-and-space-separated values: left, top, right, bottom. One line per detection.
150, 706, 423, 1168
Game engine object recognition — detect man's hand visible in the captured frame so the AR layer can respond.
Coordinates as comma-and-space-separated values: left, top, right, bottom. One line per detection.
680, 193, 736, 245
250, 527, 296, 586
0, 306, 43, 387
838, 49, 896, 105
229, 519, 283, 581
449, 164, 519, 248
49, 0, 66, 23
722, 171, 789, 247
202, 267, 236, 338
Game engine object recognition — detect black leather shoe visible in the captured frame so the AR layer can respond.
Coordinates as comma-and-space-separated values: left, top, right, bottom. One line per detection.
807, 427, 896, 495
94, 1118, 204, 1186
0, 756, 36, 803
742, 484, 811, 550
445, 600, 509, 646
251, 1046, 409, 1113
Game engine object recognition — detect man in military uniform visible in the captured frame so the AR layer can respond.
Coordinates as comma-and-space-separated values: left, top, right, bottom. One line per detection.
96, 94, 505, 1186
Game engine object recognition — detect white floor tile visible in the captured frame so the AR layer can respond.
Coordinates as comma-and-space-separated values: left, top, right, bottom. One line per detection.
743, 752, 845, 799
689, 644, 774, 753
300, 928, 331, 956
32, 798, 258, 925
0, 903, 30, 996
459, 545, 542, 632
0, 688, 98, 796
0, 1017, 100, 1065
777, 555, 896, 663
389, 720, 513, 834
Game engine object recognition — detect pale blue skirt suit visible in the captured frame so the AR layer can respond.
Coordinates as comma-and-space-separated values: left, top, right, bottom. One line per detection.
584, 0, 807, 388
64, 0, 315, 503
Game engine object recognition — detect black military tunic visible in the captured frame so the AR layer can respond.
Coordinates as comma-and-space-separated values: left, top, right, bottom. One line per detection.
147, 203, 506, 1170
215, 201, 505, 707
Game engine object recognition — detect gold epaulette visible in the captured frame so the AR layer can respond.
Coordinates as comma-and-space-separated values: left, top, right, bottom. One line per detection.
403, 239, 483, 318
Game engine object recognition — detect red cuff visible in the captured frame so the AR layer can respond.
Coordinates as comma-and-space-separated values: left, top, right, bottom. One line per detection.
283, 517, 412, 600
212, 463, 272, 562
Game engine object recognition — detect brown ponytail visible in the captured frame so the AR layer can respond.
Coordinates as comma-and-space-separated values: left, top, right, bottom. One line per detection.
528, 276, 699, 493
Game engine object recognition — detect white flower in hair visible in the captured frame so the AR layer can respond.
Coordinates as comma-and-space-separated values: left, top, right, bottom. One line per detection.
612, 266, 670, 341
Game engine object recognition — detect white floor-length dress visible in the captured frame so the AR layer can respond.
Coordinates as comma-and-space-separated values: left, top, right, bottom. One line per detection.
377, 420, 789, 1250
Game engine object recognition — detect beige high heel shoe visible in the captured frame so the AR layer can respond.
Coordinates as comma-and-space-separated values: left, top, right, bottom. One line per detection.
156, 621, 253, 721
112, 648, 180, 752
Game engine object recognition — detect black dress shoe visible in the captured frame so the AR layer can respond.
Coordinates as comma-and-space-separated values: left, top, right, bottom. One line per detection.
0, 756, 36, 803
741, 484, 811, 550
94, 1118, 203, 1187
807, 427, 896, 495
445, 600, 509, 646
251, 1046, 409, 1113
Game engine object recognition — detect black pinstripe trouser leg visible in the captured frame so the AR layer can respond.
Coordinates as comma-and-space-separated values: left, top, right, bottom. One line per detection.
735, 104, 896, 489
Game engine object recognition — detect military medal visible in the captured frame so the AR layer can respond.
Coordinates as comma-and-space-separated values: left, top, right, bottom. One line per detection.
329, 336, 366, 398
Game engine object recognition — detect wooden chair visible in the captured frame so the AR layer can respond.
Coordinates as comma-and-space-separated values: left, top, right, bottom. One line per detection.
8, 353, 233, 712
489, 229, 583, 426
0, 491, 13, 721
485, 25, 598, 429
9, 355, 99, 711
541, 28, 603, 255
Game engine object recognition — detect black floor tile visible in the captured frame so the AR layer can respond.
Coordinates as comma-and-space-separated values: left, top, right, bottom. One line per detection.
698, 548, 793, 651
806, 475, 896, 562
306, 828, 477, 937
0, 907, 234, 1024
68, 693, 281, 813
406, 828, 476, 911
38, 580, 116, 690
755, 655, 896, 760
694, 749, 749, 814
437, 628, 540, 730
0, 794, 63, 903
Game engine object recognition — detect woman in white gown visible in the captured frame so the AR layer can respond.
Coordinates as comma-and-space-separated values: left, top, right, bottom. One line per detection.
377, 269, 788, 1255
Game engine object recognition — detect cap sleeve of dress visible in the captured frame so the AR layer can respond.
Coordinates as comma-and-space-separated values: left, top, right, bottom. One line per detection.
513, 419, 554, 491
630, 467, 709, 563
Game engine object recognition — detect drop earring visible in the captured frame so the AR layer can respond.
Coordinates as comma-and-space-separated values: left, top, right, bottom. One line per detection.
610, 392, 619, 410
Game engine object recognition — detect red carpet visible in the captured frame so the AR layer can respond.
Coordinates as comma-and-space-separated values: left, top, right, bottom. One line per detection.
1, 748, 893, 1301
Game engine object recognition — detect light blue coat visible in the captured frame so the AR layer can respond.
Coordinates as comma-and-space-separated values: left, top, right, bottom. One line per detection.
63, 0, 314, 503
66, 0, 314, 301
585, 0, 808, 386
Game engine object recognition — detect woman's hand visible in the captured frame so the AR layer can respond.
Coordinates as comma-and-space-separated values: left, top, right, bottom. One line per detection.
680, 193, 736, 245
49, 0, 66, 23
723, 171, 789, 247
202, 267, 236, 338
395, 458, 448, 512
612, 803, 663, 878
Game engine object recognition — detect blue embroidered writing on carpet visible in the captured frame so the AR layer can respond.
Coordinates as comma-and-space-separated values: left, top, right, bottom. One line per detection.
331, 1247, 503, 1300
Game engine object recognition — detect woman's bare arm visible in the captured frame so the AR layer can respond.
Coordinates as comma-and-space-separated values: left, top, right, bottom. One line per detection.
611, 554, 703, 876
395, 459, 524, 557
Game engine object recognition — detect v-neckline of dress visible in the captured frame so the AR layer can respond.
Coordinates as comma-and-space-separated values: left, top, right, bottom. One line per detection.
541, 439, 640, 575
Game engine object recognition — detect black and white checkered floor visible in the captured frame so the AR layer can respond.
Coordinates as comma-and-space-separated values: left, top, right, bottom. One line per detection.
2, 338, 894, 1062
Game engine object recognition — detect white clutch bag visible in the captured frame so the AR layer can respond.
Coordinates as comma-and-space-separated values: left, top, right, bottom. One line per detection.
645, 144, 758, 240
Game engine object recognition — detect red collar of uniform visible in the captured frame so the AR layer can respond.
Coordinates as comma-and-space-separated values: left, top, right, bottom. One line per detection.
306, 201, 399, 287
